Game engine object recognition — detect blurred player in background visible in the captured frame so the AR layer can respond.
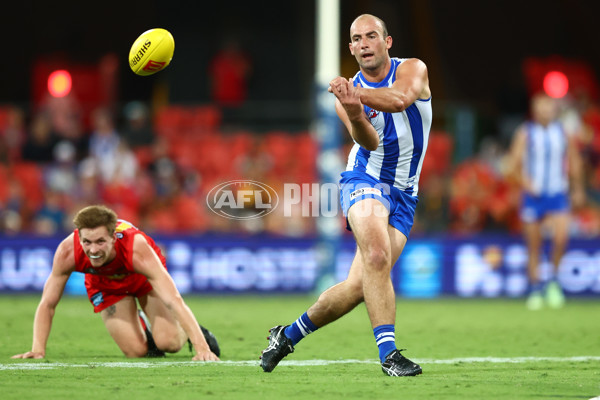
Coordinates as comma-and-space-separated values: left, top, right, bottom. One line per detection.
12, 205, 220, 360
507, 93, 585, 310
260, 14, 431, 377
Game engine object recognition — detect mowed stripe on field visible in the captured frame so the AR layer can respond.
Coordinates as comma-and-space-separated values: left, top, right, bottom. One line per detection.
2, 356, 600, 370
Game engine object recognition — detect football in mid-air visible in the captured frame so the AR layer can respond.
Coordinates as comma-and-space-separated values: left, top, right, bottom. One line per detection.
129, 28, 175, 76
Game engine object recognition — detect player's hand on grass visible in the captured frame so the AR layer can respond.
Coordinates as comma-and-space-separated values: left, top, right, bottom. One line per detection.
11, 351, 45, 359
192, 350, 220, 362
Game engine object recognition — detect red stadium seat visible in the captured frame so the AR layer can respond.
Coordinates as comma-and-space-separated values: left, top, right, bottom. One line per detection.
228, 131, 253, 158
194, 136, 231, 178
10, 162, 44, 210
0, 164, 8, 203
155, 105, 222, 140
173, 194, 208, 232
262, 132, 294, 180
154, 106, 186, 138
168, 137, 198, 170
189, 106, 222, 135
0, 107, 9, 131
420, 130, 453, 186
294, 132, 318, 182
147, 207, 178, 234
133, 145, 154, 169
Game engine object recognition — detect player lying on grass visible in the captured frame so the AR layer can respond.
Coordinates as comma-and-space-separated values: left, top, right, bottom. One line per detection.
12, 205, 220, 361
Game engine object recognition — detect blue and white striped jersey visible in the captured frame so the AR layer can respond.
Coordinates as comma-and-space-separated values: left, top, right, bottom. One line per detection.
523, 121, 569, 196
346, 58, 432, 196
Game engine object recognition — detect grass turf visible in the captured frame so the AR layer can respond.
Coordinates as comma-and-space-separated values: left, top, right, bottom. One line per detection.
1, 295, 599, 399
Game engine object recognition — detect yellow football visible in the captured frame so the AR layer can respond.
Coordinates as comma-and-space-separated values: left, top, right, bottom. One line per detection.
129, 28, 175, 76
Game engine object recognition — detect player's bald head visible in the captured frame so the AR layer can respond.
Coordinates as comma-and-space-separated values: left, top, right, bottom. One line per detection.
350, 14, 388, 38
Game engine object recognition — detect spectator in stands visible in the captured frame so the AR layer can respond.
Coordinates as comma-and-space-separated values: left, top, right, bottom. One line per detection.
45, 140, 78, 195
414, 172, 450, 234
506, 93, 585, 310
1, 179, 25, 234
120, 101, 156, 149
21, 113, 58, 164
57, 117, 88, 162
70, 158, 102, 213
0, 106, 26, 163
32, 190, 67, 236
0, 209, 22, 235
449, 156, 498, 234
39, 91, 82, 142
85, 107, 136, 184
146, 137, 181, 200
208, 37, 252, 119
99, 140, 142, 225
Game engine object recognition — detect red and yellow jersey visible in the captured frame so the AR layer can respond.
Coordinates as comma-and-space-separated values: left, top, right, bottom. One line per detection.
73, 219, 167, 280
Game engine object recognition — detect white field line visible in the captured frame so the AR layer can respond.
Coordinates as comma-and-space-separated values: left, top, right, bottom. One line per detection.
1, 356, 599, 370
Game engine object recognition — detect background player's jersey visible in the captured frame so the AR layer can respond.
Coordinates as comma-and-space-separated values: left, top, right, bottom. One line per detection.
346, 57, 432, 196
523, 121, 569, 196
73, 219, 166, 280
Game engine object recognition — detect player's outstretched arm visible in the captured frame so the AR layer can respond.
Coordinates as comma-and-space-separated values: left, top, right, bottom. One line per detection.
131, 234, 219, 361
11, 235, 75, 359
358, 58, 430, 113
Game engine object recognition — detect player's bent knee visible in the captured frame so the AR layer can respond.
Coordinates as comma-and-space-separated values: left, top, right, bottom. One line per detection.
363, 247, 390, 271
122, 343, 148, 358
153, 333, 183, 353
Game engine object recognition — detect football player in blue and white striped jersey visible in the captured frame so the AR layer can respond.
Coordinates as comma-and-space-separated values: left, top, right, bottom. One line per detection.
508, 93, 585, 310
260, 14, 430, 377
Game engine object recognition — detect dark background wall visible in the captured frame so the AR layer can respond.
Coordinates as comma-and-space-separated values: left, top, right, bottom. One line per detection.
2, 0, 599, 118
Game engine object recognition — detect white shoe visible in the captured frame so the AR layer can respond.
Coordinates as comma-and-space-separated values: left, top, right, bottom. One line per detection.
526, 291, 544, 310
545, 281, 566, 309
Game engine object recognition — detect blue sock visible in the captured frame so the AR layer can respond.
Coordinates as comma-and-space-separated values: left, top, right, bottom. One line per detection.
284, 312, 318, 346
374, 324, 396, 363
530, 281, 544, 293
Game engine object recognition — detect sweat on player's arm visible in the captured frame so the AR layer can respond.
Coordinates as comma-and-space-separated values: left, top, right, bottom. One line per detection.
11, 204, 220, 361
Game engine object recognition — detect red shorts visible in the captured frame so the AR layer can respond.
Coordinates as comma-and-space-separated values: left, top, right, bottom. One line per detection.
85, 273, 153, 313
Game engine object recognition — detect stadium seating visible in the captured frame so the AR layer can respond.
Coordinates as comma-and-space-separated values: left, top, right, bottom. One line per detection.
0, 164, 8, 204
154, 105, 222, 139
10, 162, 44, 211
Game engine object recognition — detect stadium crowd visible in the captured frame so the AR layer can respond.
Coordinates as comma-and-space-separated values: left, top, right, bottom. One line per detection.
0, 94, 599, 238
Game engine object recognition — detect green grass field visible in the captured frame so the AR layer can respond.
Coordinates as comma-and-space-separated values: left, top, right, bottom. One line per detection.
1, 295, 599, 400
